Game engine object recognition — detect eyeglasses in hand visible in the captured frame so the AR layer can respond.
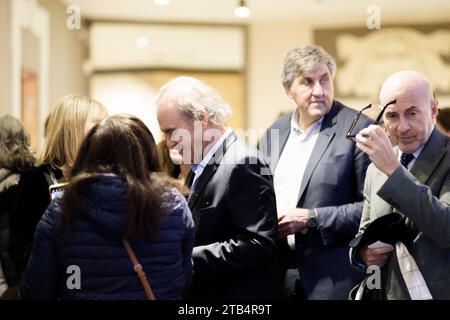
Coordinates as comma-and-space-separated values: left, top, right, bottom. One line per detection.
346, 99, 396, 142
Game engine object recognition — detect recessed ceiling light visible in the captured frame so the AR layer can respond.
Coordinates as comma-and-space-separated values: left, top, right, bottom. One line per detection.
136, 36, 149, 48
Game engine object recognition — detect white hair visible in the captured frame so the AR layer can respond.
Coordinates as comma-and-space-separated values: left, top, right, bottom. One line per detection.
154, 76, 232, 125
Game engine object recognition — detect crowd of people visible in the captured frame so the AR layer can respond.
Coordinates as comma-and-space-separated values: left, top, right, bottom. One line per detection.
0, 44, 449, 300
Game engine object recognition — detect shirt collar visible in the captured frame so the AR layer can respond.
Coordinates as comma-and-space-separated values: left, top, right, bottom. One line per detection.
193, 128, 233, 173
290, 109, 323, 137
411, 145, 424, 159
398, 126, 435, 161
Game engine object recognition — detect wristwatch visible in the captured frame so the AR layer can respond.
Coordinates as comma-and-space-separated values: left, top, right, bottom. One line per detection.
307, 208, 318, 228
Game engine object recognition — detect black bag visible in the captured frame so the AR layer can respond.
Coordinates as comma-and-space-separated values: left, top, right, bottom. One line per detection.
350, 212, 413, 249
348, 213, 414, 300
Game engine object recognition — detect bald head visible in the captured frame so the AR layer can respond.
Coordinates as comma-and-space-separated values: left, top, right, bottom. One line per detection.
380, 70, 434, 108
379, 70, 438, 154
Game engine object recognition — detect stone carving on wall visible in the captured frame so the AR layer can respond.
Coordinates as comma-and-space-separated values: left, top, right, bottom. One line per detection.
322, 27, 450, 99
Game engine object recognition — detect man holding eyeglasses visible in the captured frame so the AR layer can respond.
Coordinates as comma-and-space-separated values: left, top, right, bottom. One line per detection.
259, 45, 373, 300
349, 70, 450, 299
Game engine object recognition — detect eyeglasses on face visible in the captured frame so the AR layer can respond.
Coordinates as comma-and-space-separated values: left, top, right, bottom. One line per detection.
346, 99, 397, 142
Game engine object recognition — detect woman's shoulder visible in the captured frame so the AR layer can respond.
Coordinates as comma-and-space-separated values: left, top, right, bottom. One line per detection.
161, 187, 185, 208
16, 165, 57, 201
160, 188, 193, 227
21, 164, 60, 179
18, 166, 49, 186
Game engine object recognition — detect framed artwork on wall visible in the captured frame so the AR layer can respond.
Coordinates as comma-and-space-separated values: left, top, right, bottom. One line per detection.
21, 69, 40, 152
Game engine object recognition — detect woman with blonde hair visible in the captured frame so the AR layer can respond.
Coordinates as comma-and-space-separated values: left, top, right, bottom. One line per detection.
9, 95, 108, 279
0, 115, 36, 299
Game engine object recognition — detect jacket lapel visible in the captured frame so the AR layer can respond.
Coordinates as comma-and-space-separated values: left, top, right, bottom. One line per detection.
269, 115, 291, 172
188, 132, 238, 209
410, 129, 447, 186
296, 104, 338, 204
185, 169, 195, 188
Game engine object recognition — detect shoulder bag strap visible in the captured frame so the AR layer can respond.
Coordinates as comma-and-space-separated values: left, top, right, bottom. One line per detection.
122, 239, 156, 300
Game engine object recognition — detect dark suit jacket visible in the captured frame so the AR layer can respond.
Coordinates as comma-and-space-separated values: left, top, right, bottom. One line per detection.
259, 100, 373, 299
188, 132, 281, 300
351, 128, 450, 299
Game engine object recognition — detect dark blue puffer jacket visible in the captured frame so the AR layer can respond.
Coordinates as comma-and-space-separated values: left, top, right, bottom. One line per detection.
19, 174, 194, 300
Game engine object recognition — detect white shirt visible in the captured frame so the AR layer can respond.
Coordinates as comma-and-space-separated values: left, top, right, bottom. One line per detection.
274, 111, 323, 215
191, 128, 233, 189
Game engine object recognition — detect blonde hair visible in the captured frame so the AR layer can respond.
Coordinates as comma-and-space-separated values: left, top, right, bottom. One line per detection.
38, 95, 108, 172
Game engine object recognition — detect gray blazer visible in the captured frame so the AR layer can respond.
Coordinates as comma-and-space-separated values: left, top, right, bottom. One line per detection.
351, 128, 450, 299
259, 101, 373, 299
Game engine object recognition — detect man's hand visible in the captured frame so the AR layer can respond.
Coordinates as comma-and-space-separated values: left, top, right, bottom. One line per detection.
358, 244, 394, 267
278, 208, 308, 238
355, 125, 400, 176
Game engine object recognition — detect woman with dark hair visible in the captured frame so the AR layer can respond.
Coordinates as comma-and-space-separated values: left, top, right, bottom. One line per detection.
0, 115, 36, 299
19, 114, 194, 300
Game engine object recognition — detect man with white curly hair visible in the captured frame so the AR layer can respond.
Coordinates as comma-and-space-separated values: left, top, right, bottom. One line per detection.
156, 76, 281, 299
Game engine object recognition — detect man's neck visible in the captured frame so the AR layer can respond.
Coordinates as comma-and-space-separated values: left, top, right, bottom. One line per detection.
196, 125, 227, 163
297, 111, 320, 131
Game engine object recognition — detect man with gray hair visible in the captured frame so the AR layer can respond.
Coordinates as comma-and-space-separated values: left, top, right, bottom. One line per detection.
156, 76, 281, 299
259, 45, 373, 299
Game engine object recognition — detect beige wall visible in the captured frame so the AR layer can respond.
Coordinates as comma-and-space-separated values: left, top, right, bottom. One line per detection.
39, 0, 88, 109
0, 0, 87, 125
247, 22, 312, 132
0, 0, 12, 116
247, 19, 450, 140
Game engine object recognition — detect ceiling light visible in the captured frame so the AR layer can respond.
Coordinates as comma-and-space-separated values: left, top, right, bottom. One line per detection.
234, 0, 251, 18
154, 0, 170, 5
136, 36, 149, 48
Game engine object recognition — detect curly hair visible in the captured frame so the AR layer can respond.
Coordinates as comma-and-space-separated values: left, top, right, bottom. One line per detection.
154, 76, 232, 125
0, 115, 36, 173
281, 45, 336, 90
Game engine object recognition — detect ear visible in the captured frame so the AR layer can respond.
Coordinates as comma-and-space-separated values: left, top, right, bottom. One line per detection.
431, 99, 439, 119
198, 111, 209, 129
284, 85, 293, 99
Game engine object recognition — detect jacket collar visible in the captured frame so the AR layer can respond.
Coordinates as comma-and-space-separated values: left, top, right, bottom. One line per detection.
295, 102, 340, 203
410, 128, 448, 186
188, 132, 238, 208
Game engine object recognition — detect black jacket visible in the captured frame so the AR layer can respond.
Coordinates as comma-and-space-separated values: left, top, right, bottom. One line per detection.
0, 169, 20, 294
9, 165, 62, 274
188, 132, 281, 299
